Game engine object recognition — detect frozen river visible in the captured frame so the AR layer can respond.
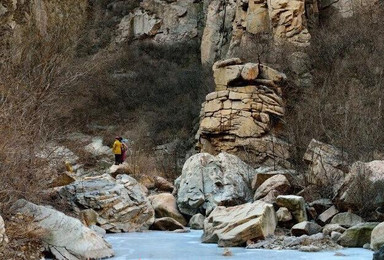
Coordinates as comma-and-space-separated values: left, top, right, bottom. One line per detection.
105, 230, 373, 260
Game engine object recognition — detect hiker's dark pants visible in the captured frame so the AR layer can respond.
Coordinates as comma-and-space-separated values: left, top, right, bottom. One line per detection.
115, 154, 122, 165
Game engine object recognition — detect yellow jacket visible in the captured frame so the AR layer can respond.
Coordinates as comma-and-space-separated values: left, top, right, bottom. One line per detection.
112, 140, 122, 155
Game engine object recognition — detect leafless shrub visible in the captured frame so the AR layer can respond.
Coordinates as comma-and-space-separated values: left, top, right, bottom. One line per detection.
0, 30, 90, 215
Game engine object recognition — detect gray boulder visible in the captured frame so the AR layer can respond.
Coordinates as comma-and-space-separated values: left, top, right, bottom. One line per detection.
331, 212, 364, 228
11, 199, 114, 259
338, 222, 379, 247
176, 153, 256, 216
189, 213, 205, 230
59, 174, 155, 232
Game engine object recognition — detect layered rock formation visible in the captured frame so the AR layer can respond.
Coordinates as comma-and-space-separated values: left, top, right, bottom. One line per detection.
59, 174, 155, 232
196, 58, 290, 168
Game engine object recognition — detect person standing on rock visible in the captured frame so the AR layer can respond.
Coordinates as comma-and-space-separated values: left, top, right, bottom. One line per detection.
120, 137, 128, 163
112, 136, 123, 165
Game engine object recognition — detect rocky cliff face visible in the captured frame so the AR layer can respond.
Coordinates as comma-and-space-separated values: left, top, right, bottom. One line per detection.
0, 0, 87, 60
1, 0, 378, 63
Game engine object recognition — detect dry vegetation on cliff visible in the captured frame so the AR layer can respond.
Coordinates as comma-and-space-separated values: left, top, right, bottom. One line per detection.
287, 7, 384, 164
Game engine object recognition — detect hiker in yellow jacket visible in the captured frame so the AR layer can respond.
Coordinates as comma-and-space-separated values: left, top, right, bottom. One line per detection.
112, 136, 123, 165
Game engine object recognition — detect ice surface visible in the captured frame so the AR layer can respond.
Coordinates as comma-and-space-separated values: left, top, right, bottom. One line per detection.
105, 230, 373, 260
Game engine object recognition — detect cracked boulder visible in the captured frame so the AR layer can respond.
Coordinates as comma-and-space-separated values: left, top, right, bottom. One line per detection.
176, 152, 256, 216
59, 174, 155, 232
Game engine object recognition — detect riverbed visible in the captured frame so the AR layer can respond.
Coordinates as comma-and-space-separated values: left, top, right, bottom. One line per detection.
105, 230, 373, 260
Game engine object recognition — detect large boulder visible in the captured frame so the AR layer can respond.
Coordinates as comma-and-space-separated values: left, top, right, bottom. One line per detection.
303, 139, 349, 196
149, 193, 186, 226
276, 195, 308, 223
176, 152, 256, 216
11, 199, 114, 259
371, 222, 384, 250
330, 212, 364, 228
59, 174, 155, 232
202, 201, 277, 247
0, 214, 7, 246
335, 161, 384, 210
338, 222, 379, 247
254, 174, 291, 200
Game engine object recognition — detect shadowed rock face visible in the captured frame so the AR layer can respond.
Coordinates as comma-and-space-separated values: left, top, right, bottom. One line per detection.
59, 174, 155, 232
196, 58, 290, 168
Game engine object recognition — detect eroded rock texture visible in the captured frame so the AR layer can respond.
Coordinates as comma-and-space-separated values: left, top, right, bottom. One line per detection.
202, 0, 313, 65
115, 0, 201, 44
59, 174, 155, 232
176, 152, 256, 216
196, 58, 290, 168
